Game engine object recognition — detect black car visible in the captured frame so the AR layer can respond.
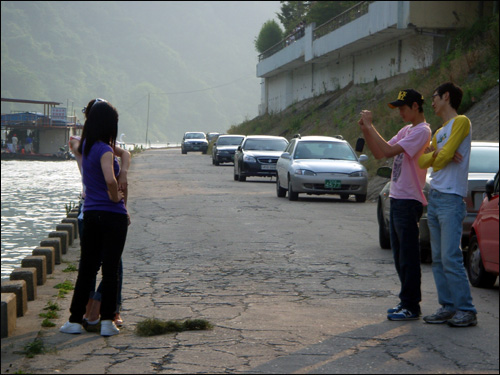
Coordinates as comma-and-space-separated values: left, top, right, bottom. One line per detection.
233, 135, 289, 182
212, 134, 245, 165
181, 132, 208, 154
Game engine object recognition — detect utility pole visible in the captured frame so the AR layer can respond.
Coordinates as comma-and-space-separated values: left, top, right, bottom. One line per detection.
145, 92, 150, 147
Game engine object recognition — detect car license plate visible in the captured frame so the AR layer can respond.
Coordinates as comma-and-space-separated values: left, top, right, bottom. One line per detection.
261, 164, 276, 170
325, 179, 341, 189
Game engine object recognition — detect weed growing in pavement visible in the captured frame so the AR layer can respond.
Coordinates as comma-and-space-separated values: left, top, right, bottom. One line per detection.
62, 263, 77, 272
22, 338, 45, 358
44, 300, 60, 311
41, 318, 56, 328
39, 301, 60, 328
54, 280, 74, 298
39, 310, 59, 319
135, 318, 213, 337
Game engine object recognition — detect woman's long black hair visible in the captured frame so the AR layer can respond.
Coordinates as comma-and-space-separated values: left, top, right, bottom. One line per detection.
78, 101, 119, 156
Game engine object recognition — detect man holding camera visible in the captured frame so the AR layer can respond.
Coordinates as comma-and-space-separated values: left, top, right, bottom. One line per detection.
358, 89, 431, 321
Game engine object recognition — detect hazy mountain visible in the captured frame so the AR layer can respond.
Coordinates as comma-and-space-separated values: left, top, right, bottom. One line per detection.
1, 1, 281, 144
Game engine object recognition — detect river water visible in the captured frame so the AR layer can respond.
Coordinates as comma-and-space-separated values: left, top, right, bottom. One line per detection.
1, 160, 82, 279
1, 144, 176, 280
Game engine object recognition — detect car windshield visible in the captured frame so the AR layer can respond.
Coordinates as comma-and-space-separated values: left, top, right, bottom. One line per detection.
243, 138, 288, 151
293, 141, 356, 161
469, 146, 499, 173
217, 136, 244, 146
185, 133, 205, 139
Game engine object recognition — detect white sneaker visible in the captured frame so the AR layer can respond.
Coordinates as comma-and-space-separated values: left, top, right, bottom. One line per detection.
101, 320, 119, 337
60, 321, 83, 334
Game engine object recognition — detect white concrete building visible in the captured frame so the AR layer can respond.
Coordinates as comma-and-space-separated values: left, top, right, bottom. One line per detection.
257, 1, 494, 115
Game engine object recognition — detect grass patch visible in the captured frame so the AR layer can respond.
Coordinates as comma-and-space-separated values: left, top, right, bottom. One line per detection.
135, 318, 213, 337
41, 319, 56, 328
44, 300, 60, 311
39, 310, 59, 319
22, 338, 46, 358
62, 263, 78, 272
54, 280, 74, 297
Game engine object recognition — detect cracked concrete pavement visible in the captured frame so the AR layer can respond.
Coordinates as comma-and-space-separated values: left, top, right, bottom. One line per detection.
2, 148, 498, 374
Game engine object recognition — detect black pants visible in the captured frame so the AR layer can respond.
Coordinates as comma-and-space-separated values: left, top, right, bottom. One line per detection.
389, 198, 423, 313
69, 210, 128, 322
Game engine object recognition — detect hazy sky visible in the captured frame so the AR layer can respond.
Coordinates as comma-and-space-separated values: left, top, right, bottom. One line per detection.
1, 1, 284, 142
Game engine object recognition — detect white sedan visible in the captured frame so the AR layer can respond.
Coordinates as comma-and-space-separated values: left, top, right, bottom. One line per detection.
276, 135, 368, 202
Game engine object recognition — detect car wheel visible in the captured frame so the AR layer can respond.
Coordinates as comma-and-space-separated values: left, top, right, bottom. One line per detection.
288, 178, 298, 201
214, 158, 219, 166
466, 235, 497, 288
182, 148, 187, 154
276, 175, 286, 198
377, 198, 391, 249
238, 167, 246, 182
355, 194, 366, 203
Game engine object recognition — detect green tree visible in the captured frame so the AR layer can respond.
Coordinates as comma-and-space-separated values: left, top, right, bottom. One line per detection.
255, 20, 284, 53
306, 1, 359, 27
277, 1, 311, 35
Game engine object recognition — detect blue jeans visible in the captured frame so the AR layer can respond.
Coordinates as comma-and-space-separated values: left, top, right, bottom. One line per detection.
389, 198, 423, 313
427, 190, 476, 313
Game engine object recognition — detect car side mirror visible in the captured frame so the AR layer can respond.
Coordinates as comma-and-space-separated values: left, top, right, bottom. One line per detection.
237, 145, 242, 151
280, 152, 291, 159
358, 154, 368, 162
485, 179, 495, 200
376, 166, 392, 179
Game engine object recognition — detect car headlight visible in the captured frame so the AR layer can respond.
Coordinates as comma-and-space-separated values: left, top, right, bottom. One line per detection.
243, 154, 257, 163
295, 169, 316, 176
349, 171, 367, 177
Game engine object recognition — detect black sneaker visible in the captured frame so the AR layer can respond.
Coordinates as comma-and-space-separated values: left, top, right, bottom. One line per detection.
447, 311, 477, 327
82, 318, 101, 332
387, 304, 402, 314
387, 304, 421, 315
387, 308, 419, 321
423, 307, 455, 324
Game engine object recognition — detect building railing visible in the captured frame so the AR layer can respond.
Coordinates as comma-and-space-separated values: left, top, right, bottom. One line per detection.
258, 24, 306, 62
313, 1, 370, 40
258, 2, 372, 62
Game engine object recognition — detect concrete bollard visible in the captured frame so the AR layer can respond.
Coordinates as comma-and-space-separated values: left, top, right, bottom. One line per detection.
40, 238, 61, 264
61, 218, 78, 240
1, 280, 27, 317
21, 256, 46, 286
67, 212, 79, 219
32, 247, 55, 275
1, 293, 16, 338
48, 231, 68, 255
48, 230, 69, 254
10, 267, 37, 301
56, 223, 74, 246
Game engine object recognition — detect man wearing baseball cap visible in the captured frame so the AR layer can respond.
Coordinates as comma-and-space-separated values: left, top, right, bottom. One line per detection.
359, 89, 431, 321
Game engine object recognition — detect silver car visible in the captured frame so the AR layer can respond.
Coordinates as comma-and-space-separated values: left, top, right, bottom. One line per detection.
377, 141, 499, 262
276, 135, 369, 202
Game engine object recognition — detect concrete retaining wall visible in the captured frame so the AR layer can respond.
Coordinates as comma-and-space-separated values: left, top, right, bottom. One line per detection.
1, 208, 79, 338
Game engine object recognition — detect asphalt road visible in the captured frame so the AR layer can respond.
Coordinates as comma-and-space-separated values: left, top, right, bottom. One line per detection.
2, 148, 498, 374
